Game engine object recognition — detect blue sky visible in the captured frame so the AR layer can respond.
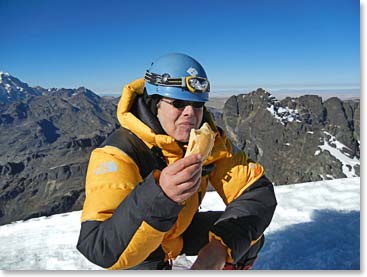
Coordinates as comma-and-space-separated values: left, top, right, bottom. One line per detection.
0, 0, 360, 96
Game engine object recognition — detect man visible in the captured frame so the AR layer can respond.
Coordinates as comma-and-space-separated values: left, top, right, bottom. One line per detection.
76, 53, 277, 270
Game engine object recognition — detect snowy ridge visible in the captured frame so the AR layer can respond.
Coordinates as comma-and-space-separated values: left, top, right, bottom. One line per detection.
265, 94, 301, 125
0, 72, 41, 103
315, 131, 359, 178
0, 177, 360, 270
0, 72, 26, 93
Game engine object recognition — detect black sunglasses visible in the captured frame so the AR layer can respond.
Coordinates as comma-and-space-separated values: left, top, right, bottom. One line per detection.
160, 99, 205, 109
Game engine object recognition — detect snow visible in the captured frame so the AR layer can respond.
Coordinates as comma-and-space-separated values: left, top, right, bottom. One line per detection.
0, 73, 19, 93
266, 104, 301, 125
0, 177, 361, 272
318, 131, 359, 178
0, 72, 10, 79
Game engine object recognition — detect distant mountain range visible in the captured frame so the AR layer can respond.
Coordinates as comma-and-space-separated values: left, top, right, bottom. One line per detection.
0, 73, 119, 225
0, 73, 360, 225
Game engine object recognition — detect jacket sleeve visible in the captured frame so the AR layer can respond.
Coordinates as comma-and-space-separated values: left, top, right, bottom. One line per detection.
76, 146, 182, 269
209, 148, 277, 264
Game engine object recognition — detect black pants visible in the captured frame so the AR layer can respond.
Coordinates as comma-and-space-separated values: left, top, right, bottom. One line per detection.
129, 211, 264, 270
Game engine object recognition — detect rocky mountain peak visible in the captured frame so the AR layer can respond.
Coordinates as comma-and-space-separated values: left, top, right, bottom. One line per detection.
0, 72, 10, 78
0, 72, 41, 104
222, 90, 360, 185
75, 87, 101, 103
0, 72, 25, 91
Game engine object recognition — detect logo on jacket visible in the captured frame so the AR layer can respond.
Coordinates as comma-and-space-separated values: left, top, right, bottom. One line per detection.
93, 161, 118, 175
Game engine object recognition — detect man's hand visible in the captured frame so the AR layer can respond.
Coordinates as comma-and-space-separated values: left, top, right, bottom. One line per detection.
190, 238, 227, 270
158, 154, 202, 203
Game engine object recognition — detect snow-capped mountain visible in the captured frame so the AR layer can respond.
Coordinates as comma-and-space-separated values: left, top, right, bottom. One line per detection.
0, 72, 41, 104
0, 177, 360, 270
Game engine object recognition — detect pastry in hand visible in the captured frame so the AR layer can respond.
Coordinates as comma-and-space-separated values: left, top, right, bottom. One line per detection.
185, 122, 216, 161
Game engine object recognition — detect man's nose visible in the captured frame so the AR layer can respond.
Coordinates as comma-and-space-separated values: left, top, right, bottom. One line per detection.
182, 104, 195, 116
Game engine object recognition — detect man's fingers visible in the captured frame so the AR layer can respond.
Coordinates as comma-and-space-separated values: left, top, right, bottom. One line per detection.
158, 154, 202, 203
173, 162, 201, 184
175, 178, 201, 203
182, 176, 201, 194
175, 169, 201, 194
166, 154, 202, 174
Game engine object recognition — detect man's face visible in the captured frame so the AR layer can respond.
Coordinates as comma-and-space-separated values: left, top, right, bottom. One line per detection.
157, 97, 204, 143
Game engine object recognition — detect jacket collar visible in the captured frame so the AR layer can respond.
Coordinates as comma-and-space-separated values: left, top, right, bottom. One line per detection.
116, 78, 230, 164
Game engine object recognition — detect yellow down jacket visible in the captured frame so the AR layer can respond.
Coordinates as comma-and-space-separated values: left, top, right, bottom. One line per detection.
76, 78, 277, 269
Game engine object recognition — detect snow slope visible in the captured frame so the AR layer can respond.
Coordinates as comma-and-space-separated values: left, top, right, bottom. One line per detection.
0, 177, 360, 271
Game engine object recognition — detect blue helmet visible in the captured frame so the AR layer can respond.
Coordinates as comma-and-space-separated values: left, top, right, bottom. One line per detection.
144, 53, 209, 102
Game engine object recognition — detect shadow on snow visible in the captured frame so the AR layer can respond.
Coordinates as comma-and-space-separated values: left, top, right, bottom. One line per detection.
253, 209, 360, 270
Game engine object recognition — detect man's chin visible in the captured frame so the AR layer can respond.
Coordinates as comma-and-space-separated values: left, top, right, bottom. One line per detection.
174, 132, 190, 143
176, 137, 190, 143
174, 127, 194, 142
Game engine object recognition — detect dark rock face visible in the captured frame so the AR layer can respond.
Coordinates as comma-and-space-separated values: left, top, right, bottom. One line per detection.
0, 86, 119, 225
206, 106, 224, 129
222, 88, 360, 185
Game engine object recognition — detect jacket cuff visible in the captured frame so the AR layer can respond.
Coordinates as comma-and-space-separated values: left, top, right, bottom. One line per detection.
208, 231, 233, 263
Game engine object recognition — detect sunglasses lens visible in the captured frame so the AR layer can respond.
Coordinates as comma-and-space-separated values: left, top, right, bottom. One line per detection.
172, 100, 187, 109
192, 102, 205, 108
172, 100, 204, 109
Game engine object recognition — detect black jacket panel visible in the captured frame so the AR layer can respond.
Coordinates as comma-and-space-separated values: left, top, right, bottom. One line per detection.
76, 172, 182, 268
210, 176, 277, 263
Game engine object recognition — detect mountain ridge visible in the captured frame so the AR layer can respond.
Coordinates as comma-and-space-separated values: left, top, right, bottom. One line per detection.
0, 73, 360, 225
222, 88, 359, 185
0, 72, 42, 104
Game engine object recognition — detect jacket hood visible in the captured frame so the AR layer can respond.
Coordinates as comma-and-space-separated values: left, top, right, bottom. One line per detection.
117, 78, 230, 165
